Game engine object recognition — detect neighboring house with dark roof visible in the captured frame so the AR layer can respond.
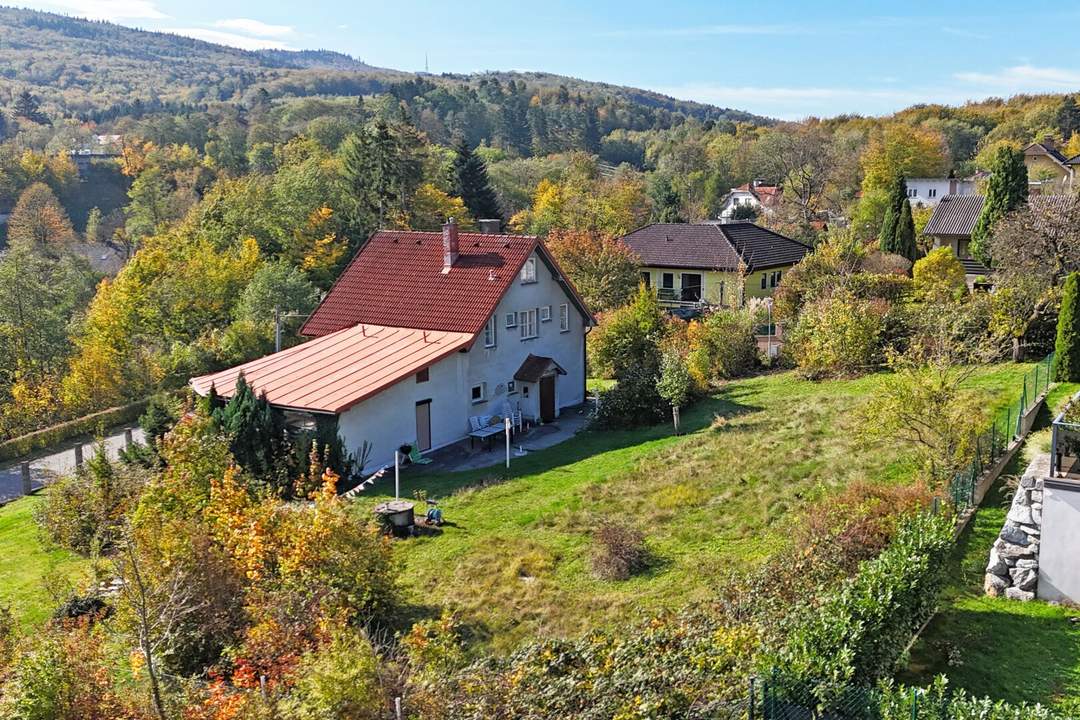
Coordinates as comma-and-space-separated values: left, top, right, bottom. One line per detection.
1024, 142, 1079, 195
923, 194, 992, 287
620, 221, 812, 307
191, 220, 593, 471
716, 181, 782, 220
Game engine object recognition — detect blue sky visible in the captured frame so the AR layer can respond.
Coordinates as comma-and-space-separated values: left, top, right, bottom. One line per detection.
14, 0, 1080, 119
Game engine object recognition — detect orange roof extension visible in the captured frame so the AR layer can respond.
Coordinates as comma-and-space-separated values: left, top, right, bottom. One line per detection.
302, 230, 540, 338
190, 324, 473, 414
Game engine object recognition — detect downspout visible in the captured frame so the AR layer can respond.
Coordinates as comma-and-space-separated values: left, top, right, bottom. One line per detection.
583, 322, 593, 403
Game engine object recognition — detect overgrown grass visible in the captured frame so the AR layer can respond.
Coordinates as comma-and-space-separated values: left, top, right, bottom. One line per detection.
900, 382, 1080, 714
0, 496, 89, 631
359, 364, 1035, 652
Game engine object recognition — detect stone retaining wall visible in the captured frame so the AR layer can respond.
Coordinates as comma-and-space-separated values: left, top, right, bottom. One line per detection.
984, 453, 1048, 600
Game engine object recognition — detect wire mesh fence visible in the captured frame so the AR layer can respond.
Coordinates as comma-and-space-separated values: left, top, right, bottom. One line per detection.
948, 353, 1054, 511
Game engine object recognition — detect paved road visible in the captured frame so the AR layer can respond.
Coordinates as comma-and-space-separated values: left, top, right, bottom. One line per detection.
0, 426, 145, 503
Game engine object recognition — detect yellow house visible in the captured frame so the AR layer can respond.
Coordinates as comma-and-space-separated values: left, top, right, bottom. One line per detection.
620, 221, 813, 309
1023, 142, 1079, 195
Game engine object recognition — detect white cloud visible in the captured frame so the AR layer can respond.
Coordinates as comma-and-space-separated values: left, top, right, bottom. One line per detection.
26, 0, 167, 20
164, 27, 295, 50
213, 17, 292, 38
954, 64, 1080, 91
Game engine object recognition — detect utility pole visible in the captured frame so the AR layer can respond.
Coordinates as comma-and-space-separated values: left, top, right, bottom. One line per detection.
274, 309, 313, 353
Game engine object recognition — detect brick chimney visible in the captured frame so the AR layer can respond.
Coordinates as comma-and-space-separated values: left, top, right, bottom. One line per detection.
442, 218, 459, 273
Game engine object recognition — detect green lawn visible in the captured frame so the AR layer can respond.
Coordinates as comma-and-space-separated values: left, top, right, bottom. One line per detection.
900, 382, 1080, 714
0, 495, 90, 630
359, 364, 1036, 652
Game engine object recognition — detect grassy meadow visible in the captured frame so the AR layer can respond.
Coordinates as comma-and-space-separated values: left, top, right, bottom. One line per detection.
360, 364, 1036, 652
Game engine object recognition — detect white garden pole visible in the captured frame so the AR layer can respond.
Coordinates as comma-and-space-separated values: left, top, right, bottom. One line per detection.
505, 417, 512, 469
394, 451, 400, 500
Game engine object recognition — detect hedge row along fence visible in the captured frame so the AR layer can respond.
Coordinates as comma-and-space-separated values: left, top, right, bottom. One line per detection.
0, 399, 149, 464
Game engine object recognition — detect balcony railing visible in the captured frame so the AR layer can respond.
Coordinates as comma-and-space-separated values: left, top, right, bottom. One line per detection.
1052, 392, 1080, 478
657, 287, 705, 307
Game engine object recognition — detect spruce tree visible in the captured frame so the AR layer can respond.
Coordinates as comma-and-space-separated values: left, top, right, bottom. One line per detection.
13, 91, 50, 126
879, 172, 906, 252
971, 145, 1027, 263
214, 375, 286, 485
1056, 273, 1080, 382
895, 198, 917, 263
452, 138, 502, 221
1058, 96, 1080, 143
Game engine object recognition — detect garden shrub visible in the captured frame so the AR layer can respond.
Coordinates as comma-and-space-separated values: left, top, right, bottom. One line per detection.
0, 398, 148, 463
913, 246, 967, 303
774, 512, 953, 696
138, 391, 180, 445
587, 284, 666, 379
686, 307, 758, 382
410, 607, 759, 720
276, 625, 385, 720
590, 521, 648, 580
593, 365, 667, 429
877, 676, 1062, 720
35, 444, 148, 554
787, 290, 887, 378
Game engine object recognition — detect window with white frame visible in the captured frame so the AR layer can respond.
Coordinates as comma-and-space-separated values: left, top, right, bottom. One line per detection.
559, 303, 569, 332
484, 315, 497, 347
520, 257, 537, 283
539, 305, 551, 322
519, 308, 538, 339
505, 312, 517, 328
471, 383, 486, 403
507, 380, 517, 394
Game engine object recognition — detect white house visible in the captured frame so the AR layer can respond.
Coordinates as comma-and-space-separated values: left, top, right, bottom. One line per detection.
190, 221, 593, 471
716, 181, 781, 221
904, 177, 976, 207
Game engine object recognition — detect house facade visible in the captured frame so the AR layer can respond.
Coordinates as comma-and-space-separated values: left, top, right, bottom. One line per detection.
1023, 142, 1079, 195
923, 194, 991, 288
716, 181, 782, 221
190, 221, 593, 472
620, 221, 812, 308
904, 177, 976, 207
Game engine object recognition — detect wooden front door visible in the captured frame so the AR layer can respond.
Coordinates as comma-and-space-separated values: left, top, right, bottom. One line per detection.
415, 400, 431, 451
539, 375, 556, 423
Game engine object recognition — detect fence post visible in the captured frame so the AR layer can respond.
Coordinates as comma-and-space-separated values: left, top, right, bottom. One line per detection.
911, 687, 918, 720
20, 461, 31, 496
124, 428, 133, 449
1035, 364, 1040, 400
74, 443, 83, 467
749, 677, 756, 720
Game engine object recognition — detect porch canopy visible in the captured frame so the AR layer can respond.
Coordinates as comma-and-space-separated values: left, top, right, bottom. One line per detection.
513, 354, 567, 383
190, 323, 473, 414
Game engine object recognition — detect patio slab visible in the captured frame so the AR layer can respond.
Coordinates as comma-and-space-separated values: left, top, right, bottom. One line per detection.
408, 404, 592, 474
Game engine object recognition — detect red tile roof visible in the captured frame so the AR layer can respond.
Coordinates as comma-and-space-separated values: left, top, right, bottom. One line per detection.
190, 323, 473, 414
300, 230, 528, 337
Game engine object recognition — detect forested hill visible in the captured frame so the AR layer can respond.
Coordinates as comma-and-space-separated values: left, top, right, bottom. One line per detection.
0, 6, 767, 128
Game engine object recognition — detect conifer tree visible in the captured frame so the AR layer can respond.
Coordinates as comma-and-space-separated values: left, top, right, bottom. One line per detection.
971, 145, 1027, 263
213, 375, 286, 486
13, 91, 50, 126
879, 172, 906, 252
895, 198, 917, 263
452, 138, 502, 221
1056, 272, 1080, 382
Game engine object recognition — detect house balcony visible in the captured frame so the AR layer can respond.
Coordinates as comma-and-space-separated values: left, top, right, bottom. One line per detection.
657, 286, 706, 308
1052, 400, 1080, 479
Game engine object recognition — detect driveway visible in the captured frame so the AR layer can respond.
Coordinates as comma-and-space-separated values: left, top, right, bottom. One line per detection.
0, 426, 145, 503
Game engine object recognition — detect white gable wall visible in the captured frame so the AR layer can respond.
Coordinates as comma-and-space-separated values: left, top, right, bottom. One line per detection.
337, 249, 587, 472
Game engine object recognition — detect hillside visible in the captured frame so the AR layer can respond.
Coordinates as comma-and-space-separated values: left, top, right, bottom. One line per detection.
0, 6, 765, 126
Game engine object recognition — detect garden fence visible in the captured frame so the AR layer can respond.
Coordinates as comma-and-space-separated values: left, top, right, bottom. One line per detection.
947, 353, 1054, 511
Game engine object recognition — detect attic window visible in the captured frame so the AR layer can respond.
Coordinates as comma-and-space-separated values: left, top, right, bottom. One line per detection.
520, 257, 537, 284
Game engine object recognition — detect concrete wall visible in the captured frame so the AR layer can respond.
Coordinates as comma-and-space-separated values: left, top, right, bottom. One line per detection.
338, 248, 588, 471
1038, 477, 1080, 603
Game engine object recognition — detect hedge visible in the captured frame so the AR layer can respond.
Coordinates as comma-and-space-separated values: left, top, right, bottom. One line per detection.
0, 399, 149, 464
774, 512, 954, 696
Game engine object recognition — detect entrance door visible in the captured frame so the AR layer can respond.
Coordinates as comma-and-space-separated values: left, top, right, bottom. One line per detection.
415, 400, 432, 451
539, 376, 556, 423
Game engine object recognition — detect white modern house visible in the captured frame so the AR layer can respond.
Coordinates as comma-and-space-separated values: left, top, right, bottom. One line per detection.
190, 220, 593, 471
716, 181, 781, 221
904, 177, 976, 207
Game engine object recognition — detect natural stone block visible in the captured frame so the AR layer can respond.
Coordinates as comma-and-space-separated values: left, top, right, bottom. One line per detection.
986, 548, 1009, 575
985, 573, 1008, 596
1000, 524, 1031, 546
1005, 586, 1035, 601
996, 541, 1035, 560
1021, 475, 1037, 489
1008, 504, 1034, 525
1016, 558, 1039, 569
1010, 567, 1038, 590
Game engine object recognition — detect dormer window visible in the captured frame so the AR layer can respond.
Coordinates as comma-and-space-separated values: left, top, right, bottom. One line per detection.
520, 257, 537, 284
